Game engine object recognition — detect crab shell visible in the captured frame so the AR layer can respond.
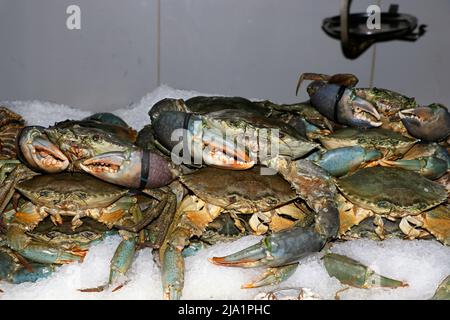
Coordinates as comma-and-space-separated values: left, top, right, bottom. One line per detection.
180, 166, 297, 213
179, 166, 308, 234
16, 173, 128, 210
319, 127, 418, 158
336, 166, 447, 218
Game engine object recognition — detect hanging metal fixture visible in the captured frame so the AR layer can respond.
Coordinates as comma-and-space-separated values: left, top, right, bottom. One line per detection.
322, 0, 427, 59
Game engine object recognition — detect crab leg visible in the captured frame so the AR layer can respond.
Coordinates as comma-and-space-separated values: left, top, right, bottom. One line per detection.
7, 225, 86, 264
211, 159, 339, 287
381, 157, 448, 180
323, 253, 408, 289
0, 247, 55, 284
160, 196, 223, 299
0, 164, 36, 215
399, 104, 450, 142
241, 263, 299, 289
108, 237, 137, 290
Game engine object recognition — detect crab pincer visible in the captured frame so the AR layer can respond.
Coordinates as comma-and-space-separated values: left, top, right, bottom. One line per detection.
296, 73, 382, 129
80, 148, 176, 189
399, 104, 450, 142
210, 227, 325, 288
211, 159, 340, 289
17, 126, 69, 173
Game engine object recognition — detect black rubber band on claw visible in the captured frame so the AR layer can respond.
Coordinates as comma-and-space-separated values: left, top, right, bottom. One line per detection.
334, 85, 347, 122
183, 113, 193, 131
182, 113, 193, 159
139, 149, 150, 190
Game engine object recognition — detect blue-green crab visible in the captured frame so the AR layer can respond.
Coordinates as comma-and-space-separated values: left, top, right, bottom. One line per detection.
0, 216, 113, 286
1, 172, 177, 291
159, 166, 313, 299
16, 116, 176, 189
318, 127, 450, 180
334, 166, 449, 243
112, 108, 339, 299
297, 73, 450, 142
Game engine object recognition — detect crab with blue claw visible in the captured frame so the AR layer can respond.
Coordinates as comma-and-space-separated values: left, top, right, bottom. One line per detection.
319, 127, 450, 180
129, 108, 340, 299
0, 172, 177, 292
334, 166, 449, 243
149, 96, 348, 143
297, 73, 450, 142
0, 216, 115, 287
159, 166, 314, 299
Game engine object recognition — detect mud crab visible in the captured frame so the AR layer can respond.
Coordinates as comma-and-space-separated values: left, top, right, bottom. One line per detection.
17, 116, 176, 189
297, 73, 450, 142
159, 166, 314, 299
318, 127, 450, 180
148, 96, 341, 142
0, 216, 113, 285
108, 108, 340, 299
0, 172, 177, 291
335, 166, 449, 243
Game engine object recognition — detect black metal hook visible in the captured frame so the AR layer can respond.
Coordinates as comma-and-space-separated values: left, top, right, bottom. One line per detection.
322, 0, 427, 59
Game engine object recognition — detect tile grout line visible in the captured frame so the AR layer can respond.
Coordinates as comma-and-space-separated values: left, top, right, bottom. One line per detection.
156, 0, 161, 87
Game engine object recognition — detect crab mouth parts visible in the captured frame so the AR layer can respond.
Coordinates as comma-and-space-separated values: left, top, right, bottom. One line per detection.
69, 145, 88, 159
81, 159, 120, 174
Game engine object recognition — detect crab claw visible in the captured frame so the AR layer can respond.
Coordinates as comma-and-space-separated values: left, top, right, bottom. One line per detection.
338, 90, 382, 128
148, 98, 186, 122
307, 82, 381, 128
153, 111, 254, 170
17, 126, 69, 173
316, 146, 382, 177
381, 157, 448, 180
80, 149, 175, 189
211, 226, 325, 268
399, 104, 450, 142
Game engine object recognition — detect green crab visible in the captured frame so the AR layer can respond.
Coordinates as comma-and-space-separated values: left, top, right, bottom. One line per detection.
160, 166, 314, 299
335, 166, 449, 243
120, 109, 339, 299
148, 96, 344, 142
17, 116, 176, 189
1, 172, 176, 291
297, 73, 450, 142
318, 127, 450, 180
0, 216, 114, 286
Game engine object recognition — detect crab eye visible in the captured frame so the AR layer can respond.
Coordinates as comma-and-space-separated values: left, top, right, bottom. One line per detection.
77, 192, 87, 199
39, 190, 49, 197
92, 134, 100, 142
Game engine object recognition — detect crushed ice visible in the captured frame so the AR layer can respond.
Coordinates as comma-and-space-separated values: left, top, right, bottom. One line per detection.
1, 86, 449, 299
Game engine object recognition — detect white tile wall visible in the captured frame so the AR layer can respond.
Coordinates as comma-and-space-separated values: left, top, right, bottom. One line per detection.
0, 0, 448, 110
